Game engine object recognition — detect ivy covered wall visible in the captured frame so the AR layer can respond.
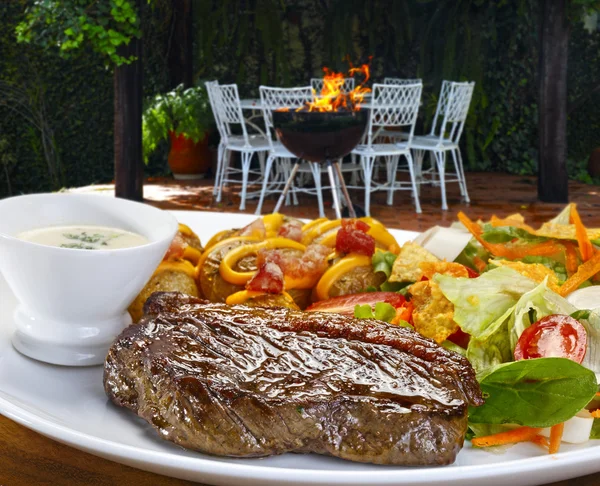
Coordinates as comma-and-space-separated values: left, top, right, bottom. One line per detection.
1, 0, 599, 198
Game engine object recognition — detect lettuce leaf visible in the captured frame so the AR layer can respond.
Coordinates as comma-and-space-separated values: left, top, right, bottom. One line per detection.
466, 306, 515, 374
507, 280, 577, 351
435, 267, 537, 338
480, 224, 546, 244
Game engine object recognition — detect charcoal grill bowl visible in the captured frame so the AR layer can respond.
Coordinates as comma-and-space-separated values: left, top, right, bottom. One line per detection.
273, 109, 368, 163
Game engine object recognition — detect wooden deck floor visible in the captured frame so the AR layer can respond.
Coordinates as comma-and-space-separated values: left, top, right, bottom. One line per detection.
76, 172, 600, 230
129, 172, 600, 230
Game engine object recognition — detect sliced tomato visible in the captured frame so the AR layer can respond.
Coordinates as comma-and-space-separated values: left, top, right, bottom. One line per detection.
514, 314, 587, 364
306, 291, 406, 316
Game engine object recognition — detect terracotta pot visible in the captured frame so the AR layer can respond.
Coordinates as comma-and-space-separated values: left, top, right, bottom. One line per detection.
168, 131, 210, 180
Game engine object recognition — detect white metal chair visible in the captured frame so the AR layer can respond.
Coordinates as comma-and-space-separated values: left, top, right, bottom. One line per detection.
410, 81, 475, 210
256, 86, 327, 217
351, 83, 423, 215
209, 83, 270, 210
310, 77, 355, 95
384, 77, 422, 85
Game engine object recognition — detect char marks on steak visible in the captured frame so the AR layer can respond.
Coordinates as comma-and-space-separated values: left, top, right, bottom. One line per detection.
104, 292, 483, 466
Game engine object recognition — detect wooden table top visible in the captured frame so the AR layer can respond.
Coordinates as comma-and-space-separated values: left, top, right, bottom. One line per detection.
1, 413, 599, 486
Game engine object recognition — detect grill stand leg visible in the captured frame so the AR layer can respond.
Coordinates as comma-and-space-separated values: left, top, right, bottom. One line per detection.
273, 162, 301, 214
326, 160, 342, 220
332, 160, 356, 219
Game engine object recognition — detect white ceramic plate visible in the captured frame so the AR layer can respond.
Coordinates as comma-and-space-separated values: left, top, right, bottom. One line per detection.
1, 210, 600, 486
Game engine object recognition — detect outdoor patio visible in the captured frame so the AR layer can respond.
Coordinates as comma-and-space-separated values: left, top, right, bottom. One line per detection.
75, 172, 600, 230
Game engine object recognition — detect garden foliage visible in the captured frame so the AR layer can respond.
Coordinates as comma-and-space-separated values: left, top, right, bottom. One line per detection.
1, 0, 600, 198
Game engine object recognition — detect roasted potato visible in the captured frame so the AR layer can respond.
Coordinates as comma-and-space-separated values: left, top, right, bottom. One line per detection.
129, 268, 199, 322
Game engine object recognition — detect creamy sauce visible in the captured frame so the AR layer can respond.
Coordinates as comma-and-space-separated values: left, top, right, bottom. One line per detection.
17, 225, 149, 250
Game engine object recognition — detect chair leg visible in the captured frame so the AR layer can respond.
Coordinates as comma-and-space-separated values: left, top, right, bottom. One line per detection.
255, 153, 275, 215
450, 148, 466, 198
434, 151, 448, 211
456, 148, 470, 203
361, 155, 376, 217
258, 151, 266, 178
309, 162, 325, 218
214, 143, 224, 196
386, 155, 400, 206
239, 151, 252, 211
216, 148, 230, 203
406, 151, 422, 214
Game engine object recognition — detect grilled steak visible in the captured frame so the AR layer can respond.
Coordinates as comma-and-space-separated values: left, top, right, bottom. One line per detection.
104, 292, 483, 466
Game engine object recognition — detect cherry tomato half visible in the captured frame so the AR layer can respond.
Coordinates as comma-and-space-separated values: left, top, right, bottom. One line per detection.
514, 314, 587, 364
306, 291, 406, 316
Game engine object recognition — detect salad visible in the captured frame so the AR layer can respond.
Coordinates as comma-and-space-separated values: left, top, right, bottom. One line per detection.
312, 204, 600, 454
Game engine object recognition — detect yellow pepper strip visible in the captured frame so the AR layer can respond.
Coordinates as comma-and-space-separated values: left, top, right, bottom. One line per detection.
284, 274, 320, 290
182, 246, 202, 266
314, 254, 372, 301
204, 229, 236, 251
196, 236, 261, 276
226, 290, 296, 306
301, 220, 342, 245
263, 213, 285, 238
219, 237, 306, 286
155, 259, 197, 280
177, 223, 195, 236
301, 217, 328, 234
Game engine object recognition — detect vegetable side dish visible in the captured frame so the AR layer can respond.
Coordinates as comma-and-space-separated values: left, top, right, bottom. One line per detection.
118, 204, 600, 462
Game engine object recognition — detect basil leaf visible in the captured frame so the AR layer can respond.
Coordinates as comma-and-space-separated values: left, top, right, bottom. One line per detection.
372, 251, 397, 279
571, 309, 592, 320
468, 357, 597, 427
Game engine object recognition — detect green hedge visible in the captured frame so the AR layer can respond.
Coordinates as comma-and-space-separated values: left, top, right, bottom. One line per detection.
1, 0, 599, 199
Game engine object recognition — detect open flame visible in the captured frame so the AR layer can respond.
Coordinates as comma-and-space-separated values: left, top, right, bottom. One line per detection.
300, 62, 371, 112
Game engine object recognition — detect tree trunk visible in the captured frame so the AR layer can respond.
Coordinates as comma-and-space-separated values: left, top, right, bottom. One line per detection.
538, 0, 569, 203
114, 0, 144, 201
168, 0, 193, 89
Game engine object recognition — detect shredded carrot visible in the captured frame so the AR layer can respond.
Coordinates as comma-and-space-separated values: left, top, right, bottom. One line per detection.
458, 212, 563, 260
549, 423, 564, 454
531, 434, 550, 450
471, 426, 541, 448
559, 251, 600, 296
563, 241, 580, 277
591, 409, 600, 418
473, 256, 487, 273
570, 204, 594, 262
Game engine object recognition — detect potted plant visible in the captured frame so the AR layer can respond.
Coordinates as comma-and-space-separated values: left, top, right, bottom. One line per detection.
143, 84, 214, 179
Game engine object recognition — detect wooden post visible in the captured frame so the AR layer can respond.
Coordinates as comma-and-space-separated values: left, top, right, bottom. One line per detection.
114, 0, 144, 201
538, 0, 569, 203
168, 0, 193, 89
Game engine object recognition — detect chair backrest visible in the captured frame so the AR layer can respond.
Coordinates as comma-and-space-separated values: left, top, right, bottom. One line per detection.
211, 83, 251, 146
259, 86, 313, 151
204, 80, 228, 141
364, 82, 423, 148
383, 77, 422, 85
310, 77, 355, 95
430, 81, 475, 144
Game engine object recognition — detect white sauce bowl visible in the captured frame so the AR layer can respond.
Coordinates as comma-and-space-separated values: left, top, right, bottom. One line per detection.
0, 193, 178, 366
